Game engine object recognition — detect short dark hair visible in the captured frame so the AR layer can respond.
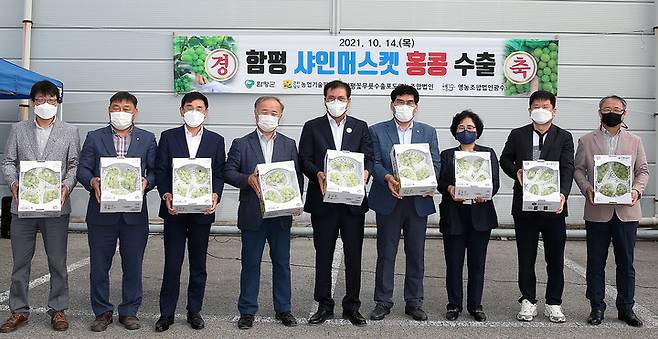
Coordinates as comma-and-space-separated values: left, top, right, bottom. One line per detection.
109, 91, 138, 107
323, 80, 351, 98
529, 90, 556, 108
390, 84, 419, 104
181, 91, 209, 109
450, 110, 485, 138
599, 95, 627, 111
30, 80, 61, 103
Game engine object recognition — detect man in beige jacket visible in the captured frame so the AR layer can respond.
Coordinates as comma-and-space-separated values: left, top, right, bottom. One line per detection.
574, 95, 649, 327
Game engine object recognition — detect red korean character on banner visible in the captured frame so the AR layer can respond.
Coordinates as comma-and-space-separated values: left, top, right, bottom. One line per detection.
503, 51, 537, 84
205, 48, 238, 81
406, 51, 426, 76
427, 52, 447, 76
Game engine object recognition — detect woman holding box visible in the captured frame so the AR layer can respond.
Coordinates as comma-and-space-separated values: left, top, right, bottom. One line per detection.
437, 110, 499, 322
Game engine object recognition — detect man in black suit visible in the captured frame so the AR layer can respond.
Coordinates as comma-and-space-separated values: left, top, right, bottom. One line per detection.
299, 80, 374, 326
500, 90, 574, 324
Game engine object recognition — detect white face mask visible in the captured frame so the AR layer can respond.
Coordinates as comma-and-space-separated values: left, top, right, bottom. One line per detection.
530, 108, 553, 125
394, 105, 415, 123
183, 109, 206, 128
257, 114, 279, 133
34, 103, 58, 120
326, 100, 347, 118
110, 111, 134, 130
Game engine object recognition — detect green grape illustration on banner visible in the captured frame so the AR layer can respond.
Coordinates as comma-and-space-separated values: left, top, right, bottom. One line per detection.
503, 40, 558, 96
172, 36, 238, 93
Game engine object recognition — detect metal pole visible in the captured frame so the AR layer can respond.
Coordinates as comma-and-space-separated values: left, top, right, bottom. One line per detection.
67, 223, 658, 240
19, 0, 33, 121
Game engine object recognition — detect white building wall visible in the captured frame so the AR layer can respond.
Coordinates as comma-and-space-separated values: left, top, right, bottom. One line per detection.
0, 0, 654, 225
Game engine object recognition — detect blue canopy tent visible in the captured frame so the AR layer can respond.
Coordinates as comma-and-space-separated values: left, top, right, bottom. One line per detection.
0, 58, 63, 100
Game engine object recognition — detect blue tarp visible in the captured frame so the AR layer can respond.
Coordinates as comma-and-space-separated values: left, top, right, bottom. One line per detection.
0, 59, 63, 100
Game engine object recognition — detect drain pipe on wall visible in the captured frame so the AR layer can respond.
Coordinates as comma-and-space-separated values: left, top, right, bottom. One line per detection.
19, 0, 33, 121
654, 2, 658, 227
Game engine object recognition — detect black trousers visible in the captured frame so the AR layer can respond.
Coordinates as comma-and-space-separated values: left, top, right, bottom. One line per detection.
443, 204, 491, 312
311, 205, 365, 312
513, 215, 566, 305
586, 212, 638, 313
159, 217, 211, 316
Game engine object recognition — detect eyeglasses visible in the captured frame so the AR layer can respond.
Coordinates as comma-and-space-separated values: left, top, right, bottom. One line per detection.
325, 96, 349, 103
34, 98, 58, 105
599, 108, 625, 114
394, 99, 416, 107
456, 125, 476, 132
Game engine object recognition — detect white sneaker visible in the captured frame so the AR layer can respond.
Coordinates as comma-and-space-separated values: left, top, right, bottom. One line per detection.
517, 299, 537, 322
544, 304, 566, 323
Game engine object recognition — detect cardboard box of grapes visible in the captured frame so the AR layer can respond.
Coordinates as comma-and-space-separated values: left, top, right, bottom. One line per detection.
257, 161, 303, 218
323, 150, 365, 205
172, 158, 213, 213
454, 151, 493, 200
100, 157, 142, 213
594, 155, 632, 205
18, 160, 62, 218
390, 143, 438, 197
522, 160, 561, 212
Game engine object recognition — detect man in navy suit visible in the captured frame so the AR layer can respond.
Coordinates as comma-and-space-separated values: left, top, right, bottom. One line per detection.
224, 96, 303, 330
367, 85, 440, 322
77, 91, 157, 332
154, 92, 225, 332
299, 80, 374, 327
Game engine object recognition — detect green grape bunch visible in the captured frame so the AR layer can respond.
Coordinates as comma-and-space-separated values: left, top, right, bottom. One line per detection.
22, 171, 40, 189
43, 189, 58, 203
22, 191, 41, 204
504, 40, 558, 96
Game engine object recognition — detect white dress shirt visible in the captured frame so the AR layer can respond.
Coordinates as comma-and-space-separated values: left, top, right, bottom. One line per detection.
601, 125, 620, 155
327, 114, 346, 151
185, 125, 203, 158
34, 118, 55, 157
257, 129, 276, 163
395, 120, 413, 144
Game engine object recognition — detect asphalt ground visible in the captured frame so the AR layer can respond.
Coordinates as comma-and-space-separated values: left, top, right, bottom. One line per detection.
0, 231, 657, 338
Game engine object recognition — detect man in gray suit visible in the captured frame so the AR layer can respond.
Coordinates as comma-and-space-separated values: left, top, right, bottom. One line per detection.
224, 96, 303, 330
0, 80, 80, 333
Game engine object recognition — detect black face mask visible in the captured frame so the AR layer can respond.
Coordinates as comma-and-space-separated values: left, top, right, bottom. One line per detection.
601, 112, 623, 127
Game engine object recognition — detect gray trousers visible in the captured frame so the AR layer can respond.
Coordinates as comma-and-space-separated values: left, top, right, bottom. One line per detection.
9, 214, 70, 314
374, 197, 428, 308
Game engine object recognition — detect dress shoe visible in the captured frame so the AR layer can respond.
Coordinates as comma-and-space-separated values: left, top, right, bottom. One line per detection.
369, 303, 391, 321
187, 312, 205, 330
275, 312, 298, 327
0, 313, 28, 333
618, 310, 643, 327
51, 310, 69, 331
90, 311, 113, 332
342, 310, 367, 326
405, 306, 428, 321
155, 315, 174, 332
445, 309, 460, 321
587, 309, 604, 325
469, 309, 487, 322
308, 309, 334, 325
118, 315, 140, 330
237, 314, 254, 329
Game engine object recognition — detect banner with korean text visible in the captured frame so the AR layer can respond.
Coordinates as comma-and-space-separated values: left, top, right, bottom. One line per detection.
173, 35, 558, 97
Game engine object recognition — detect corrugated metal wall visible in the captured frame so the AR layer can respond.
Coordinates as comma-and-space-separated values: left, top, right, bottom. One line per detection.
0, 0, 655, 225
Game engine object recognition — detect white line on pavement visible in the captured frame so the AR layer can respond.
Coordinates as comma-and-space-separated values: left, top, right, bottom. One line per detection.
0, 304, 640, 329
0, 256, 91, 304
538, 242, 658, 328
308, 238, 344, 317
